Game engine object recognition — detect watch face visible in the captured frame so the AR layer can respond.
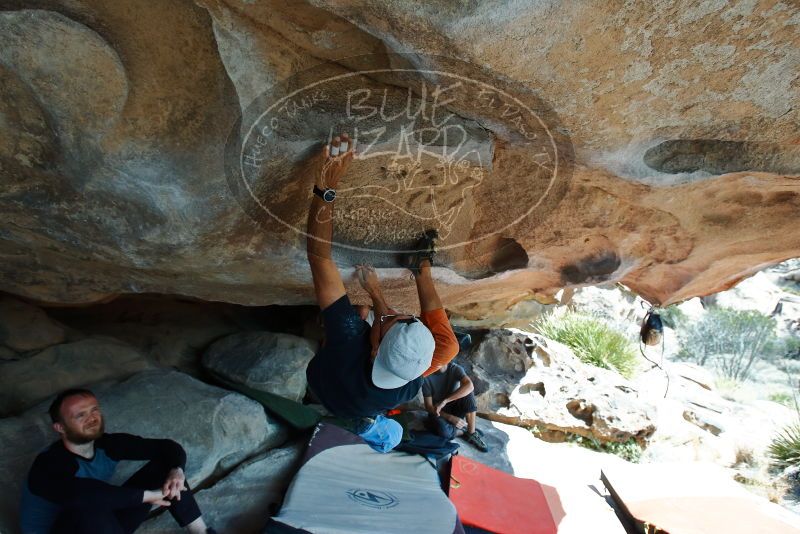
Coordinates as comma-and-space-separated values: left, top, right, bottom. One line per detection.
323, 189, 336, 202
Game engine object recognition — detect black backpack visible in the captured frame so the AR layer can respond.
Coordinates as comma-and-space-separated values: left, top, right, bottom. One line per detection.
396, 430, 460, 459
640, 310, 664, 346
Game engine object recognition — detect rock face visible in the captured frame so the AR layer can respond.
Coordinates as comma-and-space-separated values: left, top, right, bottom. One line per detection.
0, 369, 286, 534
203, 332, 317, 401
108, 371, 287, 482
714, 271, 785, 315
0, 1, 797, 313
0, 345, 17, 361
464, 329, 657, 444
568, 286, 648, 329
634, 361, 797, 467
46, 295, 256, 373
0, 296, 66, 352
0, 336, 152, 416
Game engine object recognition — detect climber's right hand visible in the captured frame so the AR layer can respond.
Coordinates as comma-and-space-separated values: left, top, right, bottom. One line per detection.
314, 132, 356, 190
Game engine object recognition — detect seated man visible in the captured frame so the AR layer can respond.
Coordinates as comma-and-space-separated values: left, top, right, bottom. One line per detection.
304, 133, 459, 452
20, 388, 215, 534
423, 362, 489, 452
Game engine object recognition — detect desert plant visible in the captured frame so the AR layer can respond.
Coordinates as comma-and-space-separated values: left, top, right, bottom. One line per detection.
781, 285, 800, 298
783, 337, 800, 360
533, 312, 637, 378
676, 307, 780, 381
565, 433, 643, 463
769, 392, 795, 408
734, 445, 756, 467
767, 391, 797, 408
768, 422, 800, 470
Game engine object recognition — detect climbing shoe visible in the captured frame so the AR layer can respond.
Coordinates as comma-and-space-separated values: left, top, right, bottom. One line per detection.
399, 229, 438, 275
463, 429, 489, 452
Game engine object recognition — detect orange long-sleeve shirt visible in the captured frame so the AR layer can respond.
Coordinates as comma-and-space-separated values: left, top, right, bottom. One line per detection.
420, 308, 460, 377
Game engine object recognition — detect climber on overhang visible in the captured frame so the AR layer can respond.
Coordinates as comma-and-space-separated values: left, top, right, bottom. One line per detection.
304, 132, 460, 452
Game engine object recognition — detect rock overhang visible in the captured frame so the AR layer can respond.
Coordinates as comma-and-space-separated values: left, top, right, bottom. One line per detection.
0, 0, 796, 314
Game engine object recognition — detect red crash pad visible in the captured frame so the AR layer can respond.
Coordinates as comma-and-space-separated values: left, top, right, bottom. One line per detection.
448, 455, 557, 534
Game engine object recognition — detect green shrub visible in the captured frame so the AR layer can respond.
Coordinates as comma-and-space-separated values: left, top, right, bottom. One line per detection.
769, 392, 796, 408
783, 337, 800, 360
533, 312, 637, 378
768, 422, 800, 470
782, 285, 800, 298
566, 433, 642, 463
676, 307, 780, 381
659, 306, 687, 329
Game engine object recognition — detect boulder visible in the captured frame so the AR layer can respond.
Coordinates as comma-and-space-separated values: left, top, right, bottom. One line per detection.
463, 329, 657, 444
202, 332, 317, 402
0, 345, 18, 361
669, 362, 716, 391
774, 299, 800, 338
0, 296, 66, 352
141, 442, 304, 533
48, 296, 253, 373
617, 369, 744, 465
770, 258, 800, 276
569, 285, 649, 332
634, 359, 797, 467
104, 371, 288, 482
675, 298, 706, 323
714, 271, 785, 315
451, 299, 552, 330
0, 369, 286, 534
638, 398, 734, 465
0, 337, 152, 417
682, 408, 725, 436
640, 394, 797, 468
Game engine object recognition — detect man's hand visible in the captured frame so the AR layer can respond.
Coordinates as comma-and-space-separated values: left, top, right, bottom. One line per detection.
357, 262, 392, 360
356, 264, 381, 296
443, 414, 467, 430
143, 489, 171, 507
314, 133, 355, 189
161, 467, 187, 501
434, 399, 449, 416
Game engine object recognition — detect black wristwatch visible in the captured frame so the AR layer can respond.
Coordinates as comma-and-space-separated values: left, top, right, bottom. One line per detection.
313, 185, 336, 202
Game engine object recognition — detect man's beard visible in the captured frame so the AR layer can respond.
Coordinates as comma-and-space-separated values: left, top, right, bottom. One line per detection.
64, 420, 104, 444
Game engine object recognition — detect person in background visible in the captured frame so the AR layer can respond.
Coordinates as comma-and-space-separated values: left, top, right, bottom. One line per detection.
20, 388, 215, 534
423, 361, 489, 452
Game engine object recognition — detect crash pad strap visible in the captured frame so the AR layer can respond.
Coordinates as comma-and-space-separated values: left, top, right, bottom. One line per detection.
208, 371, 322, 430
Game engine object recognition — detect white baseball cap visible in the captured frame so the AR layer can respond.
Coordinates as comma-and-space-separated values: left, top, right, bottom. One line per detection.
371, 319, 435, 389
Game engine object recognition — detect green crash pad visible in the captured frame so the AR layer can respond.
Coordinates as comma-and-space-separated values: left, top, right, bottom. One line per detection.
209, 372, 322, 430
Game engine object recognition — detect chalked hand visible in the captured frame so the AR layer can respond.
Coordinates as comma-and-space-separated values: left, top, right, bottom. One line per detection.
316, 132, 356, 189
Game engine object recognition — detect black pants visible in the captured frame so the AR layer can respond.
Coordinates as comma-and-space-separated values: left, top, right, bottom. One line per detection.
52, 459, 202, 534
425, 392, 478, 440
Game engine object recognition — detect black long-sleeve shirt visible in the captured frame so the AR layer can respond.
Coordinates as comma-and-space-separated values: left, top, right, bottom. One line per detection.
20, 433, 186, 534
